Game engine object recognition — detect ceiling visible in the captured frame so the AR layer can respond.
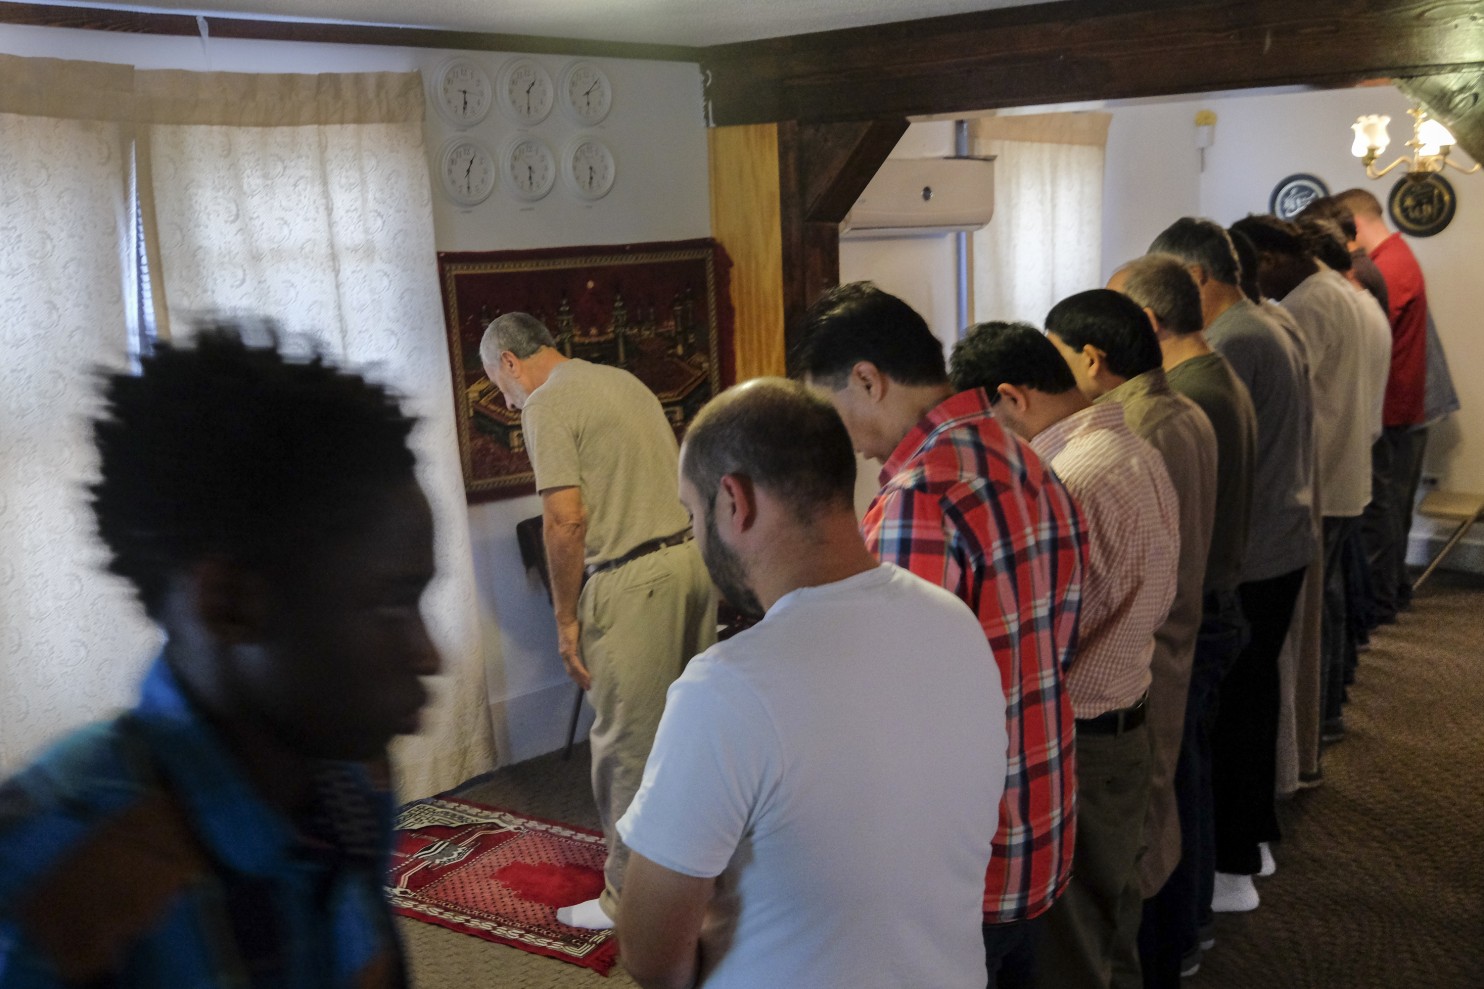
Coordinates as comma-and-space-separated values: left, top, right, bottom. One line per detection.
32, 0, 1053, 48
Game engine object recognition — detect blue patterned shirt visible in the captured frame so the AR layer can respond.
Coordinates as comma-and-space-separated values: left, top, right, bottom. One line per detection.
0, 657, 407, 989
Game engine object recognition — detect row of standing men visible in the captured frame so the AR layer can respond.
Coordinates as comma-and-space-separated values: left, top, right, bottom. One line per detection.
501, 186, 1442, 988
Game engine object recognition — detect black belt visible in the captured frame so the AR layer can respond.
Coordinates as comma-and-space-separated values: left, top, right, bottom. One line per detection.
1076, 697, 1147, 736
584, 530, 692, 579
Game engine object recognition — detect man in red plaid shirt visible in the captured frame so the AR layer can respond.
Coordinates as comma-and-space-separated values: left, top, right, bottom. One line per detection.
796, 283, 1086, 987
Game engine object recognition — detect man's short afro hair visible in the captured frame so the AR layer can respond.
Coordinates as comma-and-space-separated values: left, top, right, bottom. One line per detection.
90, 320, 420, 620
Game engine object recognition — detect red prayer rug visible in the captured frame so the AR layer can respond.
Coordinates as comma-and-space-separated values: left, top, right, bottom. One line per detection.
388, 796, 619, 975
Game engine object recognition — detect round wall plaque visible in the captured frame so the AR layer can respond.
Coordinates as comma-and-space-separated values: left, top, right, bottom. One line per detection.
1269, 173, 1329, 221
1388, 173, 1456, 237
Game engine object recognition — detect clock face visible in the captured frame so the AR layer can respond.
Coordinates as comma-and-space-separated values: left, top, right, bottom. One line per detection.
434, 58, 492, 127
497, 58, 554, 125
439, 138, 496, 207
501, 136, 556, 202
561, 62, 612, 125
563, 137, 616, 200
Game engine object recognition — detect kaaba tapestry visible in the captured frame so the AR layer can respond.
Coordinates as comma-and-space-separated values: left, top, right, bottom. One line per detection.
438, 238, 734, 502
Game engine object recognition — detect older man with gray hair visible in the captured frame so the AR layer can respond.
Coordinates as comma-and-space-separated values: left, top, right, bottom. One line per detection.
480, 313, 716, 931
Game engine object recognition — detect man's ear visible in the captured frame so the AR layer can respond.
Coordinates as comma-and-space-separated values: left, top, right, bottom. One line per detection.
716, 473, 758, 535
190, 558, 269, 645
1082, 343, 1109, 379
1187, 263, 1210, 288
996, 382, 1030, 413
1142, 306, 1165, 337
849, 361, 888, 404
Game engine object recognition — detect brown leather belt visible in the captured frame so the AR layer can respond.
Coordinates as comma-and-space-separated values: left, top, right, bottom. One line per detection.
584, 530, 692, 579
1076, 696, 1148, 736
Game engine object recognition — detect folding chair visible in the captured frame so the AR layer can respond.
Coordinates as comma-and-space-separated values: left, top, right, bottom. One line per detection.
1411, 491, 1484, 592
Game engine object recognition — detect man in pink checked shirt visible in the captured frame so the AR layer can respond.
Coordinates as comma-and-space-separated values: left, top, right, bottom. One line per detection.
951, 316, 1181, 989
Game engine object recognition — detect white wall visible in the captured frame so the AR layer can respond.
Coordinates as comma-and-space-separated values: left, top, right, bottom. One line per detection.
1164, 86, 1480, 564
0, 24, 711, 765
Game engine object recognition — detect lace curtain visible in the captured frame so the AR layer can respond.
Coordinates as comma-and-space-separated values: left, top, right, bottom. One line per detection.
0, 57, 496, 798
972, 112, 1112, 327
0, 55, 162, 773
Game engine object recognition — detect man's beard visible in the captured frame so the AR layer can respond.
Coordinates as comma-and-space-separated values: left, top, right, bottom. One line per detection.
703, 507, 764, 621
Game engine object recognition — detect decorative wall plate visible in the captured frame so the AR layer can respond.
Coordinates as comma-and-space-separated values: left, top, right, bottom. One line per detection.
1269, 173, 1329, 221
1388, 173, 1456, 237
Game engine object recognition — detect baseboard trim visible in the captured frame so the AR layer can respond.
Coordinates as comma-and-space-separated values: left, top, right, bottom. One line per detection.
488, 679, 594, 767
1408, 527, 1484, 576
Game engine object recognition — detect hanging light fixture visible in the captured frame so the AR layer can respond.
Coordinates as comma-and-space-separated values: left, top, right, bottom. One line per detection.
1352, 106, 1481, 180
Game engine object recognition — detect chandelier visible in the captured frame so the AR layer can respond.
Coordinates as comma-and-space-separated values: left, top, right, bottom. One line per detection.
1351, 106, 1481, 180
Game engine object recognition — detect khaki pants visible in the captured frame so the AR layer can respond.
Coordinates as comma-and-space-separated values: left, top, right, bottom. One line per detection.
579, 539, 716, 916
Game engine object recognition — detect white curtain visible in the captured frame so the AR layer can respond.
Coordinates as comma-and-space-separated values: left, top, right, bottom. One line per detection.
137, 69, 496, 798
0, 56, 161, 772
972, 112, 1111, 327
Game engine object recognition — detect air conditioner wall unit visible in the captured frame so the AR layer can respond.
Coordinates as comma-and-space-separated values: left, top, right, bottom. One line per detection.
840, 155, 995, 239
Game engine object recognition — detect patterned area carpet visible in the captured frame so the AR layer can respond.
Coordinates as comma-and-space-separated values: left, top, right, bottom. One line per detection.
391, 797, 618, 975
404, 569, 1484, 989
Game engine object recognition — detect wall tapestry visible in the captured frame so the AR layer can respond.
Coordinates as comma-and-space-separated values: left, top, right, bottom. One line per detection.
438, 238, 734, 502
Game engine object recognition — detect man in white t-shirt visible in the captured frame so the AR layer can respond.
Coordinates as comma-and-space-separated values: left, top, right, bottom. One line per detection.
616, 378, 1008, 989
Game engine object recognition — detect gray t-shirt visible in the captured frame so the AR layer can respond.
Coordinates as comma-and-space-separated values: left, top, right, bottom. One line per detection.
1166, 351, 1256, 593
521, 359, 690, 567
1204, 299, 1314, 581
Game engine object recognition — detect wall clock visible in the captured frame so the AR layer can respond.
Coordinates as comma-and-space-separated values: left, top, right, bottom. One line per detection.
562, 136, 616, 200
560, 61, 612, 126
497, 58, 554, 125
439, 137, 497, 207
500, 135, 557, 202
432, 58, 492, 127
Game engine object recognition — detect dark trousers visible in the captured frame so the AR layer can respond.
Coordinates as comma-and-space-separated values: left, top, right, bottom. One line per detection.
1361, 426, 1429, 620
1136, 592, 1248, 988
1038, 723, 1151, 989
984, 915, 1043, 989
1212, 567, 1306, 875
1321, 516, 1359, 723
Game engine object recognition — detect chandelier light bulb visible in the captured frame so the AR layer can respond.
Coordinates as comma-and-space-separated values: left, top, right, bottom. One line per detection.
1353, 114, 1391, 156
1416, 117, 1455, 149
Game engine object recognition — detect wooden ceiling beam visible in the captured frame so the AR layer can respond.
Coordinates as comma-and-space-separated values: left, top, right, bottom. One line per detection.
702, 0, 1484, 126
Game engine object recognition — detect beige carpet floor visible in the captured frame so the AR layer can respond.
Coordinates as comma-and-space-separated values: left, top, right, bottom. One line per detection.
403, 569, 1484, 988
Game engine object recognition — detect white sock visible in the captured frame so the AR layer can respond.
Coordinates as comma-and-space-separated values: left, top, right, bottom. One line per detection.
556, 897, 614, 930
1258, 841, 1277, 877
